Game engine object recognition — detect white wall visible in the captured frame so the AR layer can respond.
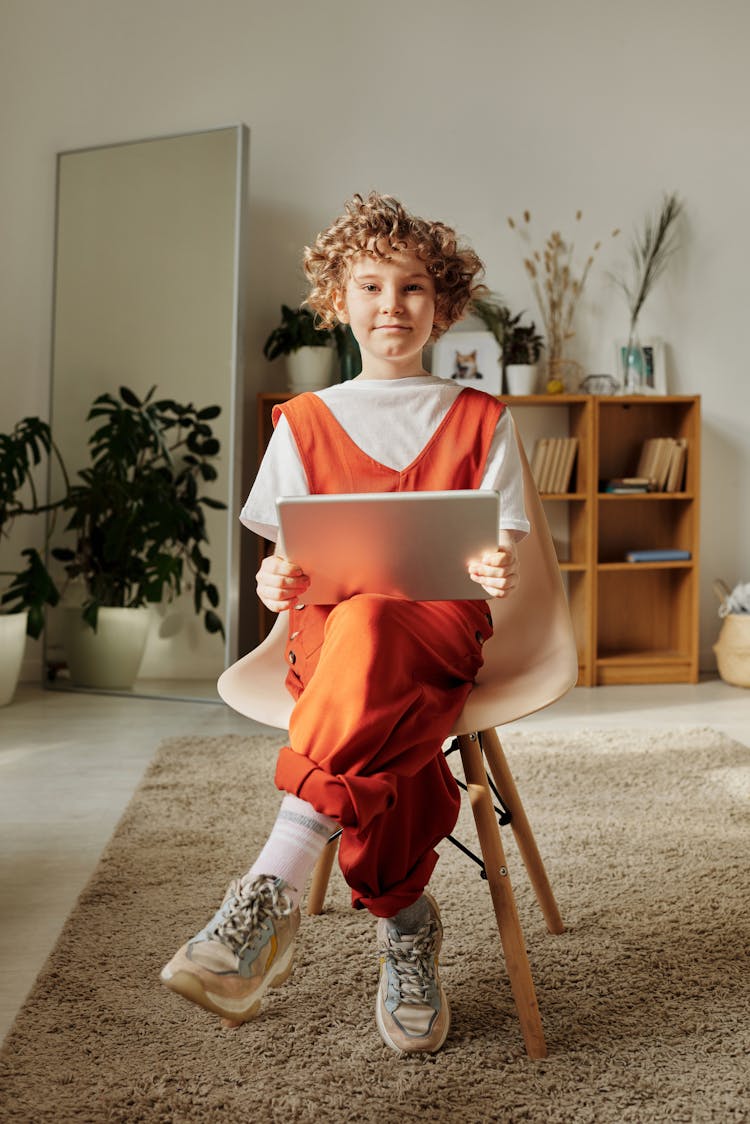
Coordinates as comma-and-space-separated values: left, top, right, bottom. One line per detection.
2, 0, 748, 675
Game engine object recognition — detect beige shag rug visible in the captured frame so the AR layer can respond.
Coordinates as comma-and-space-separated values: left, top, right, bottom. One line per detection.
1, 727, 748, 1123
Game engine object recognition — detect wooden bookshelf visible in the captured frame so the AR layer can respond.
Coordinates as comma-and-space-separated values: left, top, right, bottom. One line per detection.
254, 392, 701, 685
593, 395, 701, 685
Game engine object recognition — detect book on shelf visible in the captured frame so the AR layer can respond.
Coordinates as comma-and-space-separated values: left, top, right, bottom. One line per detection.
665, 438, 688, 492
558, 438, 579, 493
530, 436, 578, 494
604, 476, 654, 493
625, 548, 692, 563
635, 437, 688, 492
530, 437, 551, 492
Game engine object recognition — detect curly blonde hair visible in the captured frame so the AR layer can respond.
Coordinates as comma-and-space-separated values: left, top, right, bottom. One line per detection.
303, 192, 485, 341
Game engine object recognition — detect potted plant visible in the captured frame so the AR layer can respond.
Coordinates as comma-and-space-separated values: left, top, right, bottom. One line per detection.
51, 385, 225, 690
470, 294, 512, 346
263, 304, 341, 393
470, 296, 544, 394
503, 313, 545, 395
0, 417, 67, 704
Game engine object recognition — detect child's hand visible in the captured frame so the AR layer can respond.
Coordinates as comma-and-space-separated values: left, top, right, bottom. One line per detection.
256, 552, 310, 613
468, 540, 520, 599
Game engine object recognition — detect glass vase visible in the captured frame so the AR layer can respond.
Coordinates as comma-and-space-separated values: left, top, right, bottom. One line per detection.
621, 333, 647, 394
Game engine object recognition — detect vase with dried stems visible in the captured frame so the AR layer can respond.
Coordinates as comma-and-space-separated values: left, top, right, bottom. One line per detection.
508, 210, 619, 393
611, 191, 684, 394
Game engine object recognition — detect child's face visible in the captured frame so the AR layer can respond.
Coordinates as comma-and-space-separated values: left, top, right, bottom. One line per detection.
333, 246, 436, 376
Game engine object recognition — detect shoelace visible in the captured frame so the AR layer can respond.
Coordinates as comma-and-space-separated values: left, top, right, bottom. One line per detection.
212, 877, 294, 956
383, 922, 439, 1005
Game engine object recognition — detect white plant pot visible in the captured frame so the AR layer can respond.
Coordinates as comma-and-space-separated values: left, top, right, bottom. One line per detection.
0, 612, 28, 706
505, 364, 539, 395
286, 347, 335, 393
62, 605, 151, 690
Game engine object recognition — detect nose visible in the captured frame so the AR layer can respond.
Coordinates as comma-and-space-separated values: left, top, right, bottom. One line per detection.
380, 285, 403, 315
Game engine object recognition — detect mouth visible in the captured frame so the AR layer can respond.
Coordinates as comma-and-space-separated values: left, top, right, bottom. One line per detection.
376, 325, 410, 332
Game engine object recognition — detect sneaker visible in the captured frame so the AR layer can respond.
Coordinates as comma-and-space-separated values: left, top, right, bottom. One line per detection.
375, 892, 449, 1054
160, 875, 300, 1023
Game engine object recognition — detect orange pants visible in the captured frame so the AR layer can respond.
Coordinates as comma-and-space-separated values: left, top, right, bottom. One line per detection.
274, 594, 493, 916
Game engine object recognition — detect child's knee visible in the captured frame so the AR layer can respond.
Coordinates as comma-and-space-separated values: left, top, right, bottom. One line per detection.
329, 593, 406, 637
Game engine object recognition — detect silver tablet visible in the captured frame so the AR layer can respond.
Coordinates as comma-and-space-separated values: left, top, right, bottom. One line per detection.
276, 490, 500, 604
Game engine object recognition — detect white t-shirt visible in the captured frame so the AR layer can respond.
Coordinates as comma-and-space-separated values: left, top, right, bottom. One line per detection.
240, 376, 530, 543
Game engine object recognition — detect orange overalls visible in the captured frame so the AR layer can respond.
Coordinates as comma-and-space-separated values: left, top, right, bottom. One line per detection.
272, 388, 505, 917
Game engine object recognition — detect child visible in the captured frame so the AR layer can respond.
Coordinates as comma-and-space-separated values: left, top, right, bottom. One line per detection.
161, 192, 529, 1055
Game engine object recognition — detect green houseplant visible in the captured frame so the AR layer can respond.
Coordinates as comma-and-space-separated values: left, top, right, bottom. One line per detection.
470, 296, 544, 393
263, 305, 341, 392
0, 417, 67, 704
52, 386, 225, 687
502, 314, 544, 367
1, 417, 67, 635
503, 314, 545, 395
470, 294, 512, 350
262, 304, 336, 360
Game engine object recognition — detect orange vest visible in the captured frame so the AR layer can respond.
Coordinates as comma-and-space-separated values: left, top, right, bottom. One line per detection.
273, 386, 504, 493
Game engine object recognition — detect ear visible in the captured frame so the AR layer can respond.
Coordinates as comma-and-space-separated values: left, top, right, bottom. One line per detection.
332, 289, 349, 324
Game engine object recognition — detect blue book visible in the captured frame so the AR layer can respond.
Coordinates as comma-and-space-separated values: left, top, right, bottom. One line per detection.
625, 548, 692, 563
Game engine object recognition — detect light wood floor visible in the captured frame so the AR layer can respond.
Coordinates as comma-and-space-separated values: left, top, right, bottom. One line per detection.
1, 678, 748, 1044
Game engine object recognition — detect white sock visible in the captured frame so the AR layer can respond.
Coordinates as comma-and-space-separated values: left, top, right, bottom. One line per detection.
244, 794, 338, 908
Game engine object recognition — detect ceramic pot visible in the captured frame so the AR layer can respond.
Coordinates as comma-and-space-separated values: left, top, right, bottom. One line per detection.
505, 364, 539, 395
61, 605, 150, 689
0, 611, 28, 706
286, 347, 335, 394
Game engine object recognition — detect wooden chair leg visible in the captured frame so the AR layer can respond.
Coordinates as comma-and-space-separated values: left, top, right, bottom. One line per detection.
457, 733, 547, 1060
481, 726, 564, 935
306, 835, 339, 916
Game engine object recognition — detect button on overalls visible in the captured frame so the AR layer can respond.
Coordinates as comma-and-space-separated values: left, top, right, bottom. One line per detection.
272, 388, 505, 917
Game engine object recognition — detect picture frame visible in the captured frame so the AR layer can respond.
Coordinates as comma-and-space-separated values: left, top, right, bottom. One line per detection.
614, 337, 667, 395
431, 330, 502, 394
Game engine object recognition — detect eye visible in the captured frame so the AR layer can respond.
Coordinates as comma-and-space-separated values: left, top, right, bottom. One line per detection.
362, 283, 379, 292
404, 283, 424, 292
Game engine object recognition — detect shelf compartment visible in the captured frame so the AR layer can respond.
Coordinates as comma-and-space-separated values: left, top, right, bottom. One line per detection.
597, 497, 695, 564
597, 398, 700, 493
596, 567, 697, 682
510, 399, 592, 496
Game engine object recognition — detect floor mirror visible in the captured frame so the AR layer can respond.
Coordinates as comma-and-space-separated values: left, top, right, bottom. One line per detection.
45, 125, 249, 702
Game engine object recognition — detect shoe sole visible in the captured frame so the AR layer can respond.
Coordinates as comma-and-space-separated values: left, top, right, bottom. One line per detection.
160, 942, 295, 1023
